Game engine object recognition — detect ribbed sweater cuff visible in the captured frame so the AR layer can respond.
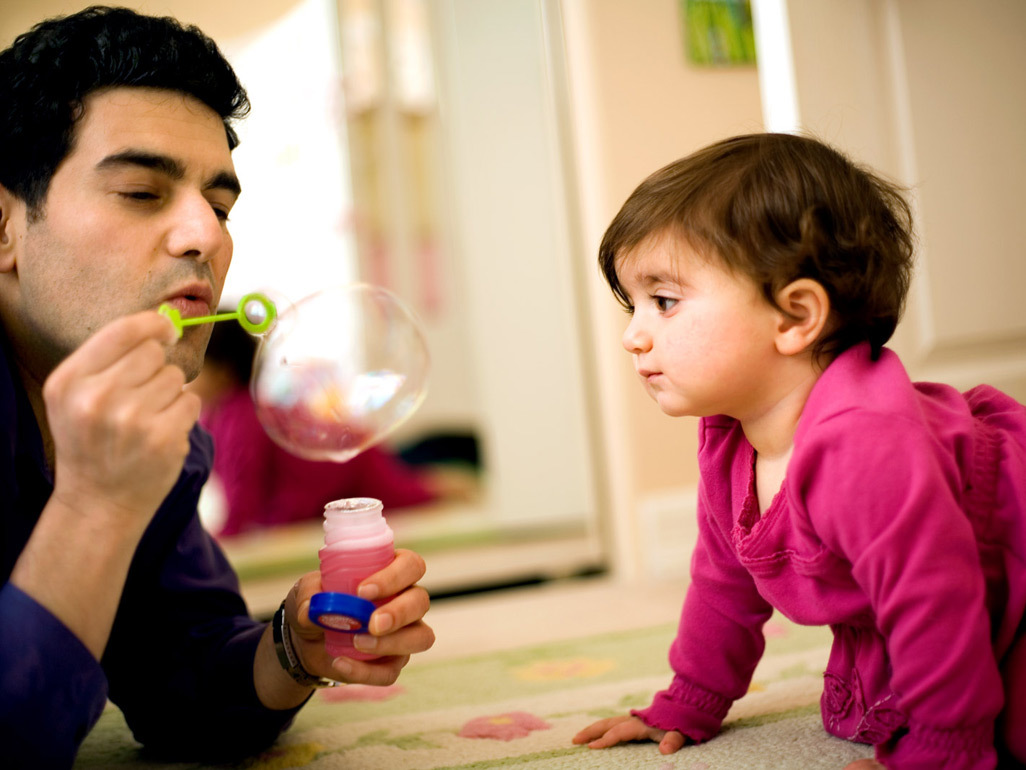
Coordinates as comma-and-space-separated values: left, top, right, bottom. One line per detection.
631, 678, 732, 744
877, 720, 996, 769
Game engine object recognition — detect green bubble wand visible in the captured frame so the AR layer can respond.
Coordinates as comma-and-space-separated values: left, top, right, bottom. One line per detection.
158, 292, 277, 338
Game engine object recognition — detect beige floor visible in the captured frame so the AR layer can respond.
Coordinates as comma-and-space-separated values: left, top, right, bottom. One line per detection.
420, 575, 687, 663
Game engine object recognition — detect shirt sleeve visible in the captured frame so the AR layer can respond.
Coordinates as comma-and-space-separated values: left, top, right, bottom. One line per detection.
100, 439, 305, 760
633, 421, 774, 742
0, 582, 109, 768
794, 411, 1000, 769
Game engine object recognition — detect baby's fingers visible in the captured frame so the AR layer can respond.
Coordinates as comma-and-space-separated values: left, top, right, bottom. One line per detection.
658, 730, 686, 754
579, 715, 666, 750
572, 716, 631, 745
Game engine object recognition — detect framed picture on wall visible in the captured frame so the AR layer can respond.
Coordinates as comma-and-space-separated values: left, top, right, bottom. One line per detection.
681, 0, 757, 66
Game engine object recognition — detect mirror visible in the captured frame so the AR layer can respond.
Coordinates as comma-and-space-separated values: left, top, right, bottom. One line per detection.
203, 0, 605, 609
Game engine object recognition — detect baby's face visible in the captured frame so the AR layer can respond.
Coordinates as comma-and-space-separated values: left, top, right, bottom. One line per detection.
616, 232, 782, 421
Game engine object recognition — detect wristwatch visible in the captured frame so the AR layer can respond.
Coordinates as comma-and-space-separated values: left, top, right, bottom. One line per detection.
272, 600, 339, 688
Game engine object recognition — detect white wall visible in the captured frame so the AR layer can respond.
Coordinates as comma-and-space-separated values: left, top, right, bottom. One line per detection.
560, 0, 765, 578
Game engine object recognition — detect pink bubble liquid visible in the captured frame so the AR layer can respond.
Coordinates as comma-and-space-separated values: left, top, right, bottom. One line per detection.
318, 497, 394, 660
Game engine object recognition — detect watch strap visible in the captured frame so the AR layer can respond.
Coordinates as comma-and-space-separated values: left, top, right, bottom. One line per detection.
272, 600, 339, 688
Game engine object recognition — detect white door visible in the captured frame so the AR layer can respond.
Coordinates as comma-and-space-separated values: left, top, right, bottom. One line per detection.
755, 0, 1026, 400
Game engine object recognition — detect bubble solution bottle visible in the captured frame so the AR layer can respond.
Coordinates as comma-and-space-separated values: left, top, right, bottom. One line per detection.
308, 497, 394, 661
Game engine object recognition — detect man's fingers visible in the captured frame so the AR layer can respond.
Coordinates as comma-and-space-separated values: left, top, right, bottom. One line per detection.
358, 548, 426, 600
330, 654, 411, 686
57, 311, 177, 377
99, 337, 177, 391
124, 361, 192, 418
353, 619, 435, 657
368, 584, 430, 636
287, 572, 324, 636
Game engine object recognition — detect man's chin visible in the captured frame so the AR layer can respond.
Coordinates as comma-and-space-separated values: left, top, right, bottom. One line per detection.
165, 345, 203, 382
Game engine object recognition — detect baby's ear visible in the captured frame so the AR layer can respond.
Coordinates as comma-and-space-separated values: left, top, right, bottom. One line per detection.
773, 278, 831, 356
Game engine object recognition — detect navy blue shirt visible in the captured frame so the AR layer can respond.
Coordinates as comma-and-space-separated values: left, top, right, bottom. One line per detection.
0, 335, 301, 767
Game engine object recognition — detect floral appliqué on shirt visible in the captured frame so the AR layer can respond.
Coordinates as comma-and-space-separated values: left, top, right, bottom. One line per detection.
823, 667, 907, 744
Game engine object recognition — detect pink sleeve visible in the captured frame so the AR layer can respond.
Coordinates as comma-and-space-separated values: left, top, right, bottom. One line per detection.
794, 411, 1000, 769
205, 389, 436, 533
633, 421, 774, 742
262, 446, 435, 524
339, 448, 437, 510
202, 390, 276, 537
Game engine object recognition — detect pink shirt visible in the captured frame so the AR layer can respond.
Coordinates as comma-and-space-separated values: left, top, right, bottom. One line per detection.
634, 344, 1026, 769
201, 386, 435, 537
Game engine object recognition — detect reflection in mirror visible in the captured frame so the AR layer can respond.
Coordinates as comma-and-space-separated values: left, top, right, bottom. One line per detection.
195, 0, 605, 614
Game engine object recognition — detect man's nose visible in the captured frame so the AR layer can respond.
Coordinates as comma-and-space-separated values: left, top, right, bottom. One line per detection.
165, 195, 226, 262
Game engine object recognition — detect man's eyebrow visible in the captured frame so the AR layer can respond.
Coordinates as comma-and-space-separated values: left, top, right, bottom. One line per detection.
97, 150, 184, 179
207, 170, 242, 198
96, 150, 241, 197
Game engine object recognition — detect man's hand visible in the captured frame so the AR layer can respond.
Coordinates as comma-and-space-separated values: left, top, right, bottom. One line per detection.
573, 715, 686, 754
254, 549, 435, 709
44, 311, 199, 529
11, 311, 199, 659
291, 548, 434, 684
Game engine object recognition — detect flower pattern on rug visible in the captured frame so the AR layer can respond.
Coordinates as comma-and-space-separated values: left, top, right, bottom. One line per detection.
512, 657, 616, 681
764, 620, 788, 638
317, 683, 405, 703
459, 711, 552, 741
74, 612, 877, 768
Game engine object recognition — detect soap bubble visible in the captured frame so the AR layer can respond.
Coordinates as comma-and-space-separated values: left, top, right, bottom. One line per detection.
251, 284, 430, 462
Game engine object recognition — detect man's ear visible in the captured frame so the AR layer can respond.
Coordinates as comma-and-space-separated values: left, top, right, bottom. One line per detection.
0, 183, 22, 273
773, 278, 831, 356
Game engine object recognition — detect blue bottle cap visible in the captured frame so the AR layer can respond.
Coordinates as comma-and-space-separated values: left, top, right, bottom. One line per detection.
309, 591, 376, 633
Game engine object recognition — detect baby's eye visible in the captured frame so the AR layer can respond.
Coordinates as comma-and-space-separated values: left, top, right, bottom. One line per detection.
654, 296, 678, 312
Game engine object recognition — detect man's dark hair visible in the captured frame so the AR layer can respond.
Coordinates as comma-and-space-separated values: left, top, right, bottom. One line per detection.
0, 5, 250, 214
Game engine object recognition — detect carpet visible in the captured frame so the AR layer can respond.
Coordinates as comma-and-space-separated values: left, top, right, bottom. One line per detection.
73, 614, 873, 769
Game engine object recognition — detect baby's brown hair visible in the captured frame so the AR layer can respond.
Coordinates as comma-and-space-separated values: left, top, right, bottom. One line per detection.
599, 133, 915, 361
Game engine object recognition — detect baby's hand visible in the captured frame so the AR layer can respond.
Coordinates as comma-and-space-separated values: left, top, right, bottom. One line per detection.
573, 715, 686, 754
